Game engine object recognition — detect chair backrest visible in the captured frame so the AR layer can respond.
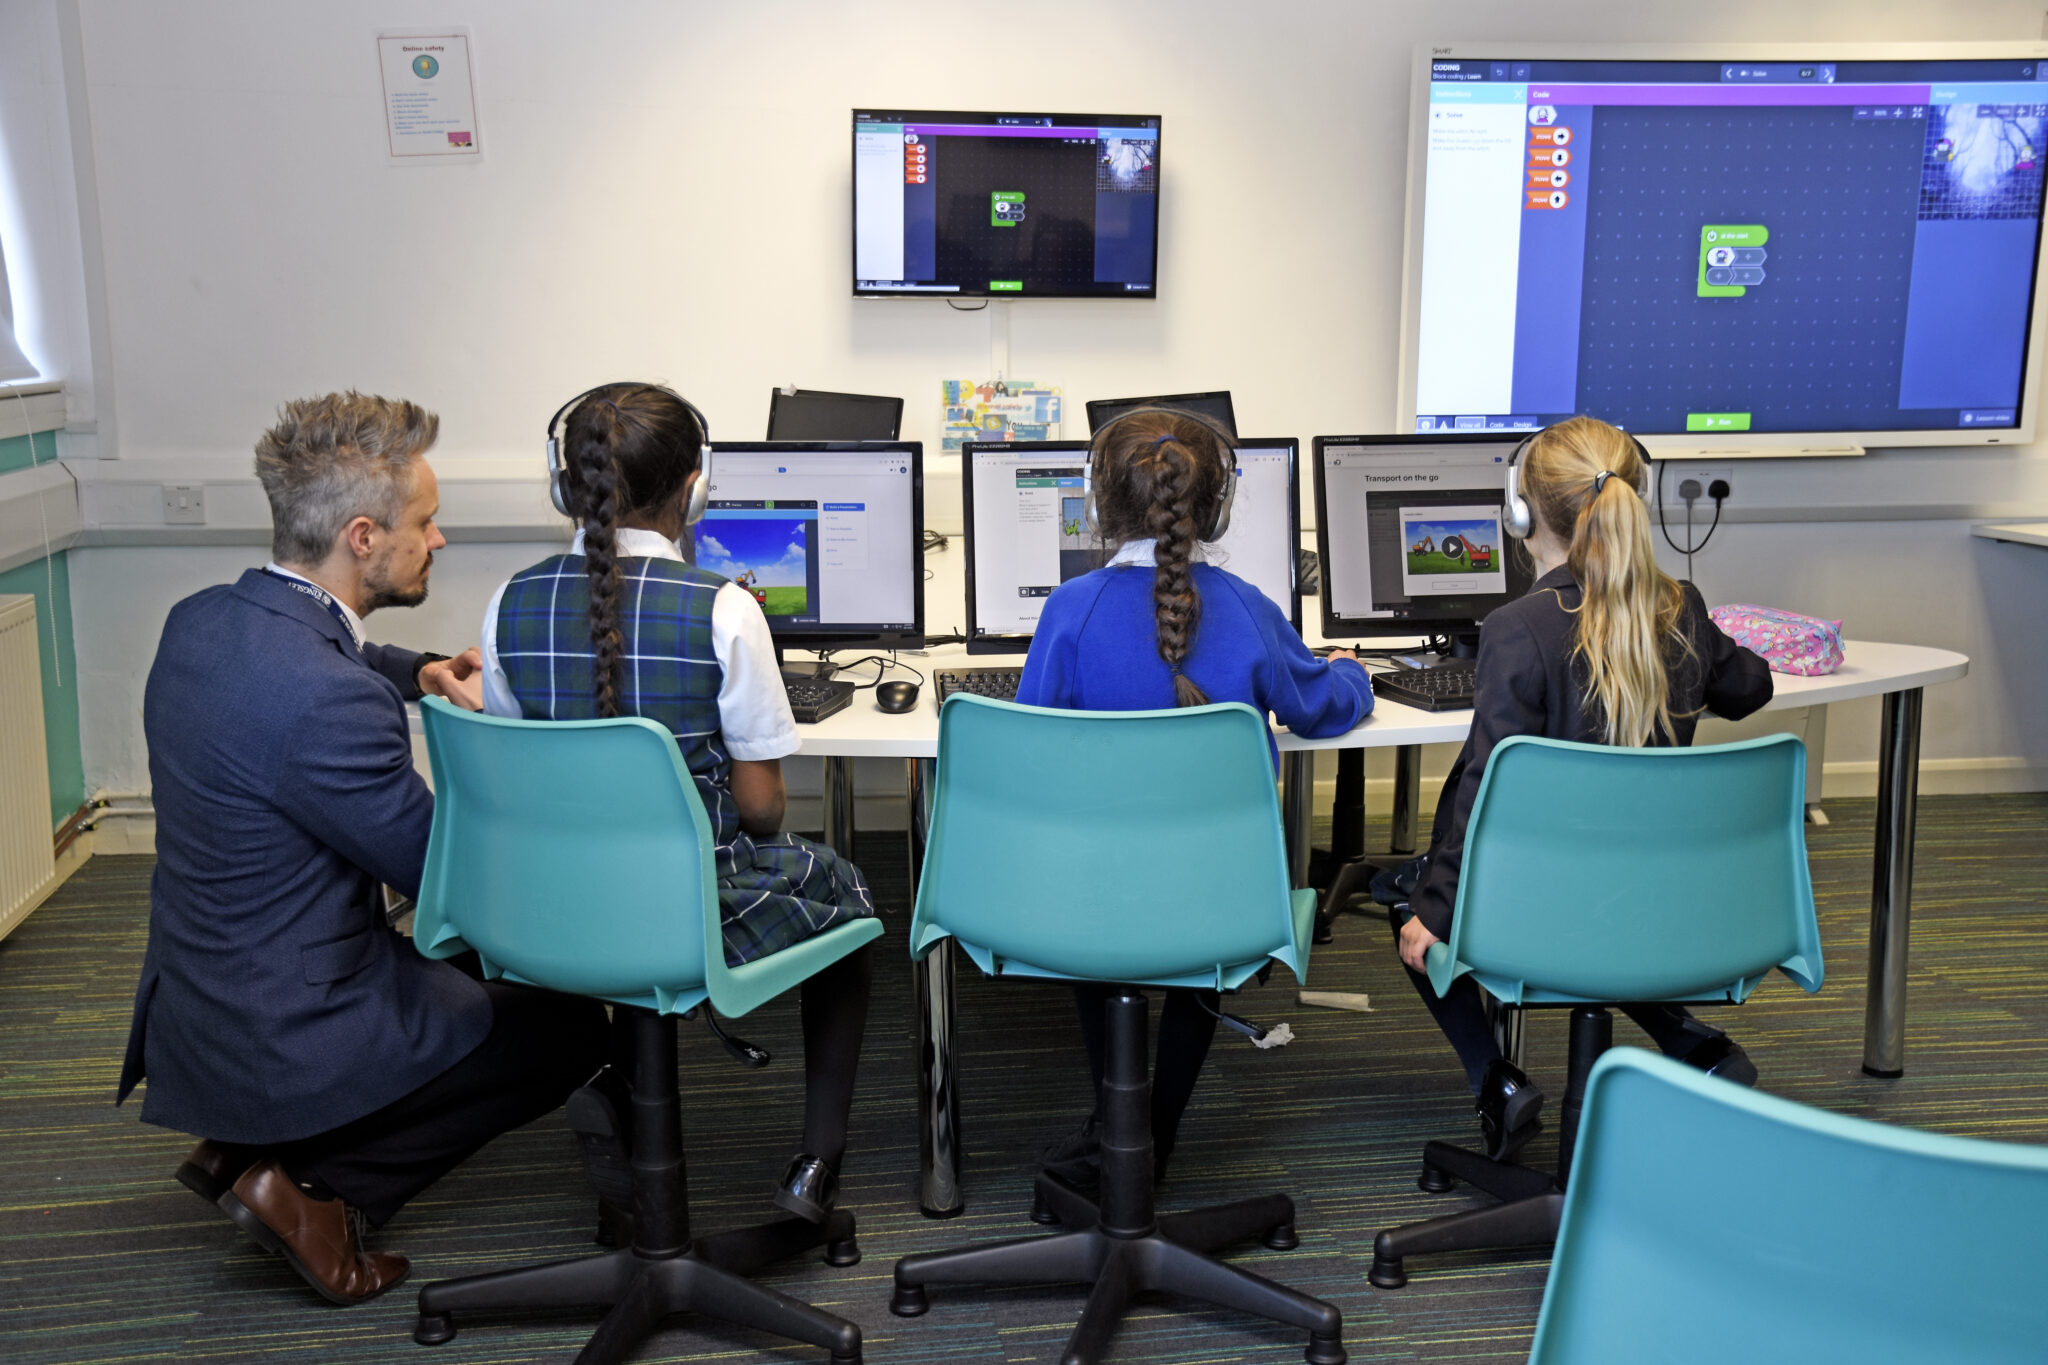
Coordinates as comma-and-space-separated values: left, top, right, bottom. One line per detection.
1430, 733, 1822, 1003
909, 695, 1306, 988
413, 697, 722, 1015
1532, 1050, 2048, 1365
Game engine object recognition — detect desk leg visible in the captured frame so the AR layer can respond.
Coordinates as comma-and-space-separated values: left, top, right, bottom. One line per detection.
1804, 704, 1831, 826
822, 755, 856, 858
1389, 744, 1422, 857
1863, 688, 1923, 1078
1281, 751, 1315, 887
908, 757, 963, 1217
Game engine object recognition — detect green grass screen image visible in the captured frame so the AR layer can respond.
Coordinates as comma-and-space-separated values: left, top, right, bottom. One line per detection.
696, 513, 815, 619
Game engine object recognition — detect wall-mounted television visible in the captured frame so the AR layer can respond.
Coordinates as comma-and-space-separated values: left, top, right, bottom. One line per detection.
853, 109, 1161, 300
1398, 42, 2048, 452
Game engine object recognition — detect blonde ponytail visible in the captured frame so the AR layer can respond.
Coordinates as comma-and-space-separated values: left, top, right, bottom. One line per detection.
1524, 417, 1691, 746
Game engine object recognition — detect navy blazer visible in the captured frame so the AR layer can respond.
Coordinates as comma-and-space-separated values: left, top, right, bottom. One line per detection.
118, 568, 491, 1144
1408, 567, 1774, 940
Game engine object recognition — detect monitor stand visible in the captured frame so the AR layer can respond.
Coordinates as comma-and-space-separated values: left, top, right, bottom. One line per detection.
1441, 628, 1480, 661
776, 644, 839, 684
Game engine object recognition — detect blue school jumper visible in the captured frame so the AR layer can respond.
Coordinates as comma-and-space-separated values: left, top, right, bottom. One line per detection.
495, 554, 873, 966
1016, 560, 1373, 759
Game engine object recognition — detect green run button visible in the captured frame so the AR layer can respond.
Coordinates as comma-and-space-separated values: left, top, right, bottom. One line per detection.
1686, 412, 1752, 432
989, 280, 1023, 292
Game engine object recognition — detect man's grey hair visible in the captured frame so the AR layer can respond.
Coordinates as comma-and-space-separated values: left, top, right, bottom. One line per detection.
254, 392, 439, 565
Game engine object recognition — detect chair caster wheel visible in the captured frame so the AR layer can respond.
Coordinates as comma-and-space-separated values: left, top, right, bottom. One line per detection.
1367, 1252, 1407, 1289
828, 1329, 863, 1365
413, 1312, 456, 1345
1306, 1329, 1349, 1364
1418, 1163, 1456, 1194
1263, 1221, 1300, 1251
1028, 1190, 1061, 1225
889, 1281, 930, 1317
824, 1236, 862, 1267
830, 1353, 863, 1365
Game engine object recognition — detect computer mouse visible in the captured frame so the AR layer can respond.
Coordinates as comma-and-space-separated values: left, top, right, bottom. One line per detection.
875, 679, 920, 714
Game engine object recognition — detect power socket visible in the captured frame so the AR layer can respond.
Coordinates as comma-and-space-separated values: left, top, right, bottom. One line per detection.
162, 484, 207, 525
1674, 465, 1733, 502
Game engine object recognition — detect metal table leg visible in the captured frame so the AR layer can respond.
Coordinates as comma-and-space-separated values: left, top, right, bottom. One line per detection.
908, 757, 963, 1217
1388, 744, 1422, 856
1281, 751, 1315, 887
1863, 688, 1924, 1078
821, 755, 856, 857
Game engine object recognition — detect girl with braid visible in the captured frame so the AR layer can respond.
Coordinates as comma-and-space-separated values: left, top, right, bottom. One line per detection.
479, 383, 873, 1225
1016, 408, 1374, 1193
1395, 416, 1772, 1160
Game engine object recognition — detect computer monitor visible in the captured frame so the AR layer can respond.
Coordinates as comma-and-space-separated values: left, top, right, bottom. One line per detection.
962, 437, 1300, 654
766, 388, 905, 441
1312, 434, 1536, 648
852, 109, 1161, 299
698, 442, 925, 651
1085, 391, 1238, 437
1399, 42, 2048, 449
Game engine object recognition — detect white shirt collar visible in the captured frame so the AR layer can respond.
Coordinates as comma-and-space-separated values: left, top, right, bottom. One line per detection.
570, 527, 689, 563
1106, 538, 1207, 568
264, 561, 365, 650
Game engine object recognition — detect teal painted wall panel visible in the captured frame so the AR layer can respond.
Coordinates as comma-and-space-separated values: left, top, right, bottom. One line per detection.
0, 430, 60, 475
0, 551, 84, 829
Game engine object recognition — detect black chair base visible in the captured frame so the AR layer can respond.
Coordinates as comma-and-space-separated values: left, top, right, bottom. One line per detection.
413, 1008, 863, 1365
1370, 1004, 1612, 1289
890, 989, 1345, 1365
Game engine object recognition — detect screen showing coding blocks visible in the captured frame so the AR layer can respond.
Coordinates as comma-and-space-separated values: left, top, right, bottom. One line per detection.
1413, 59, 2048, 436
854, 110, 1160, 299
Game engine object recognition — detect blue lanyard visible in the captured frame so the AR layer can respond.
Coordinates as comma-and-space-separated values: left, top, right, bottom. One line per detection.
262, 567, 362, 652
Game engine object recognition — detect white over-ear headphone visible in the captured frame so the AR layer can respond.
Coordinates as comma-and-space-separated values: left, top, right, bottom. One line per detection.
1502, 421, 1649, 540
1083, 406, 1240, 541
545, 384, 713, 525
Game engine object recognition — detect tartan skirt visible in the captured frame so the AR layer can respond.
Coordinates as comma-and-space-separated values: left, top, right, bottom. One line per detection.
715, 832, 876, 967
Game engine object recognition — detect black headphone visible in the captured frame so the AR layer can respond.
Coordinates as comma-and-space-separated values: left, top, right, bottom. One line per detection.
1083, 406, 1240, 542
1502, 420, 1650, 540
545, 383, 713, 525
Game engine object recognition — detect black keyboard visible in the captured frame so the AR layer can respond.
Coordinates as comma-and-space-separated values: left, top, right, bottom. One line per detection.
934, 667, 1023, 703
1371, 662, 1477, 712
784, 678, 856, 724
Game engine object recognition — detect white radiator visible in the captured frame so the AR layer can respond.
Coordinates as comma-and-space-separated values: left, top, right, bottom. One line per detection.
0, 594, 54, 939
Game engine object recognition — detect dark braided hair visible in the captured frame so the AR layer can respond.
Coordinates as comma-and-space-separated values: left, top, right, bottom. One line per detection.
557, 384, 705, 718
1089, 412, 1230, 707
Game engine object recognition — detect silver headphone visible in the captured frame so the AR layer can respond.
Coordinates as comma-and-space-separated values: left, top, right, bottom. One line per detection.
545, 384, 713, 525
1082, 406, 1240, 541
1502, 422, 1649, 540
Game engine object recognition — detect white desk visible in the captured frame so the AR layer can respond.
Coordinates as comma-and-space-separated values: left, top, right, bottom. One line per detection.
1973, 521, 2048, 549
793, 553, 1966, 1216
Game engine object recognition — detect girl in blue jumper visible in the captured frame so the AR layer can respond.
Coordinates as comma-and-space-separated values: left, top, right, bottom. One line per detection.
1016, 407, 1373, 1189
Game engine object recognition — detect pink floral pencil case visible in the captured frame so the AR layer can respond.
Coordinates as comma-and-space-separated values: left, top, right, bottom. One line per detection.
1708, 604, 1845, 676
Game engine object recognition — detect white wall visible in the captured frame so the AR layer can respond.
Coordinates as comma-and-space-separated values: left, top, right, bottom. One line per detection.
29, 0, 2048, 801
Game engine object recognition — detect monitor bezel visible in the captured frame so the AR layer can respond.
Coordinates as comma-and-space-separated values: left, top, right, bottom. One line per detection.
765, 388, 905, 441
1083, 390, 1239, 436
962, 436, 1302, 655
1311, 432, 1534, 642
851, 108, 1163, 301
703, 440, 925, 651
1396, 40, 2048, 452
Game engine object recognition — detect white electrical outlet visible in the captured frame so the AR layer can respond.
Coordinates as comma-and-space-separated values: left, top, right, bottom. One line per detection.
162, 484, 207, 525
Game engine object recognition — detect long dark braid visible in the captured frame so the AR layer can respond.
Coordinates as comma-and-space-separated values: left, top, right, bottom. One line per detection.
1091, 413, 1228, 708
558, 385, 703, 720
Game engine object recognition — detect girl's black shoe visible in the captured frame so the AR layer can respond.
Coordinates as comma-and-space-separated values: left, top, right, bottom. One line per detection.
773, 1154, 839, 1223
1680, 1035, 1758, 1087
1476, 1058, 1544, 1160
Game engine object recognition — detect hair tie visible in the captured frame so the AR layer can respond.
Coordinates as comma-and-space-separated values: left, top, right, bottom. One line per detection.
1151, 433, 1177, 449
1592, 470, 1616, 496
1167, 662, 1184, 676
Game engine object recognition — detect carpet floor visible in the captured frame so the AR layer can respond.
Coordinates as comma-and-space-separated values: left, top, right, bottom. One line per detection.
2, 793, 2044, 1364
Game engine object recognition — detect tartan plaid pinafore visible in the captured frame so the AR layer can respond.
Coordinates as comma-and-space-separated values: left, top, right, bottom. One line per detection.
494, 554, 874, 966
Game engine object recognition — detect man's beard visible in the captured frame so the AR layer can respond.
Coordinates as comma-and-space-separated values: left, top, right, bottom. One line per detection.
361, 554, 431, 613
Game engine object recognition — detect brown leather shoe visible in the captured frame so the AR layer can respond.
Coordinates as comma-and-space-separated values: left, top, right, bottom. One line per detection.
218, 1160, 409, 1305
175, 1139, 258, 1204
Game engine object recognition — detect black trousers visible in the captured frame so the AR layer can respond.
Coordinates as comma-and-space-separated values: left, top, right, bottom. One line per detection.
1392, 916, 1724, 1094
267, 981, 609, 1226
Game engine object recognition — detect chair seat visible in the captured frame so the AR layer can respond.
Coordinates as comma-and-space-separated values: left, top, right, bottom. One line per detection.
1462, 966, 1771, 1010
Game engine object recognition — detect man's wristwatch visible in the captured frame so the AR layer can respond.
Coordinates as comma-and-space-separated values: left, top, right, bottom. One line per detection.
413, 651, 451, 694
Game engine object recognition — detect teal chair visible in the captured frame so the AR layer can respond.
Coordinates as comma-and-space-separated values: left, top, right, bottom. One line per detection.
888, 696, 1346, 1365
407, 698, 884, 1365
1532, 1050, 2048, 1364
1370, 733, 1824, 1289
